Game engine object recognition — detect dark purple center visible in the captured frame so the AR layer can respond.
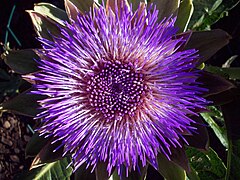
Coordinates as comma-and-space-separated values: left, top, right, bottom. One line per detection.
87, 62, 145, 119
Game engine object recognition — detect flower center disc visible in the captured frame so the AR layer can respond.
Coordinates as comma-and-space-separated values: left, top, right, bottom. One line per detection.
87, 62, 145, 120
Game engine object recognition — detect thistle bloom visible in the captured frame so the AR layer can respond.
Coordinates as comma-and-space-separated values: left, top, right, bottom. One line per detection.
27, 1, 207, 176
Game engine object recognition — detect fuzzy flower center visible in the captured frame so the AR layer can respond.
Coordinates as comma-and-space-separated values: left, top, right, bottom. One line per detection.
87, 62, 145, 119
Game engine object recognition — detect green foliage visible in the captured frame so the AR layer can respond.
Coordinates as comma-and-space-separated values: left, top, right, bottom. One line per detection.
175, 0, 194, 32
201, 111, 228, 148
15, 157, 73, 180
33, 3, 69, 25
186, 147, 226, 180
205, 65, 240, 80
157, 153, 186, 180
189, 0, 240, 30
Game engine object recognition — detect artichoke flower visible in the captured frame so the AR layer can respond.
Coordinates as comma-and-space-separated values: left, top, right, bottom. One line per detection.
2, 0, 234, 179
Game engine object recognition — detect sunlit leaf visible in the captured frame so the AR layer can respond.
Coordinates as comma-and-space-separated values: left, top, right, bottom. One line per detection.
201, 112, 228, 148
34, 3, 69, 25
27, 11, 63, 40
15, 157, 72, 180
148, 0, 180, 21
175, 0, 194, 32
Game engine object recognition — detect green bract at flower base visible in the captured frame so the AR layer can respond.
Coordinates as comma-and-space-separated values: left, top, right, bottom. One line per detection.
1, 0, 236, 179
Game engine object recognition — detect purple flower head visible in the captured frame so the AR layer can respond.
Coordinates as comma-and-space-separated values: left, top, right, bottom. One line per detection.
27, 1, 207, 176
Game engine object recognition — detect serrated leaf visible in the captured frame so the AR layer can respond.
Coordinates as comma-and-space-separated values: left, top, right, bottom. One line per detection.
148, 0, 180, 21
186, 147, 226, 180
1, 89, 46, 117
185, 29, 231, 65
157, 153, 186, 180
4, 49, 39, 74
34, 3, 69, 26
175, 0, 194, 32
16, 157, 72, 180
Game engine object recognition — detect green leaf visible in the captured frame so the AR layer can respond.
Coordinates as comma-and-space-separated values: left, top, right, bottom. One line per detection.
185, 29, 231, 65
1, 89, 46, 117
204, 66, 240, 80
175, 0, 194, 32
34, 3, 69, 26
189, 0, 240, 30
16, 157, 72, 180
157, 153, 186, 180
201, 112, 228, 148
27, 11, 63, 40
148, 0, 180, 21
4, 49, 39, 74
186, 147, 226, 180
